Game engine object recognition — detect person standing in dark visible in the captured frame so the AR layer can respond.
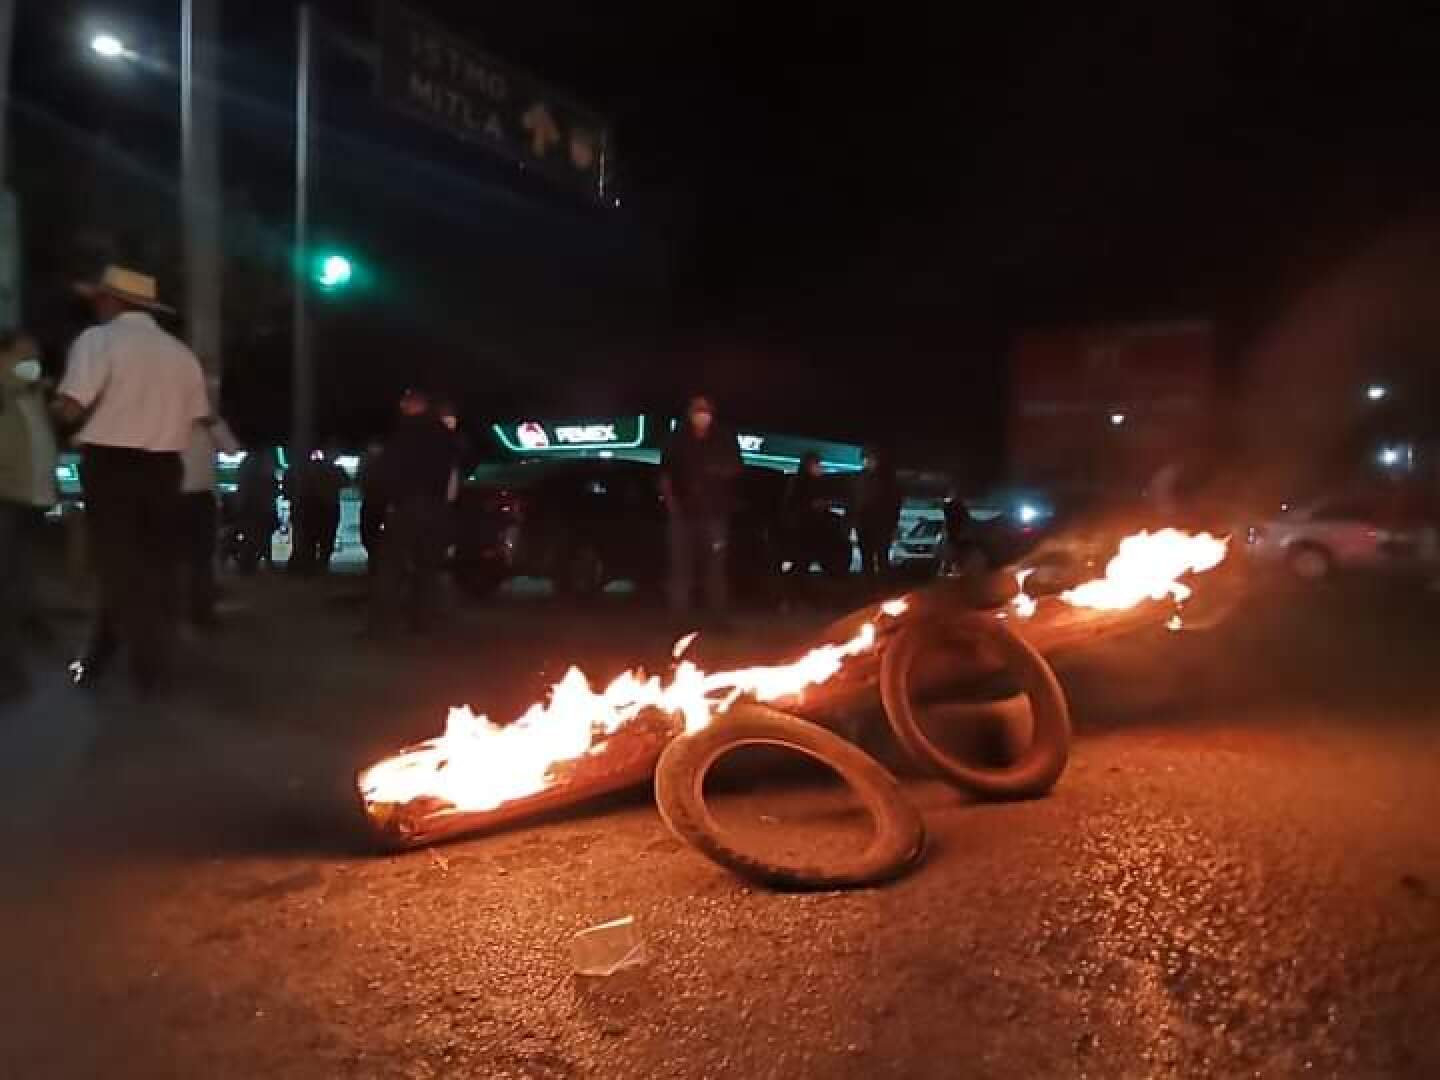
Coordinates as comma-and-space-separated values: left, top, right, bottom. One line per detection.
781, 452, 833, 606
660, 394, 742, 623
234, 447, 279, 573
941, 482, 985, 576
358, 439, 387, 575
53, 266, 209, 694
285, 446, 347, 575
177, 387, 240, 627
370, 389, 458, 634
852, 445, 902, 580
0, 332, 58, 701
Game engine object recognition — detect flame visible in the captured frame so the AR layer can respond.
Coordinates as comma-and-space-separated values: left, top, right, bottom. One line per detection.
361, 529, 1231, 824
358, 599, 909, 817
1060, 529, 1228, 611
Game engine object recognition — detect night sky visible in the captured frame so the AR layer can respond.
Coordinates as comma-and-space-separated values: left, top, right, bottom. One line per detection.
11, 1, 1440, 474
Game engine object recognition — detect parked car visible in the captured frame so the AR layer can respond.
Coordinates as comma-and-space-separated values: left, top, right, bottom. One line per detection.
453, 458, 831, 598
892, 517, 945, 567
1245, 488, 1439, 581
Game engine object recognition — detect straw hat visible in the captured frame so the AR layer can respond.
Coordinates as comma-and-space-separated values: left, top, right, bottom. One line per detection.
74, 265, 175, 314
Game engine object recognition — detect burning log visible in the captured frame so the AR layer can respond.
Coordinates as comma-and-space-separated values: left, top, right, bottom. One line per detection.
356, 528, 1231, 852
362, 709, 682, 850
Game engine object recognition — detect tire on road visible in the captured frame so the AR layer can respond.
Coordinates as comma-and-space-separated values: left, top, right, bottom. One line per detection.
880, 612, 1071, 800
653, 703, 927, 889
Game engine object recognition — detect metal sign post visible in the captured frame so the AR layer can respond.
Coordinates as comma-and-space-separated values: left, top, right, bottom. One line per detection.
291, 4, 314, 460
181, 0, 224, 383
0, 0, 18, 331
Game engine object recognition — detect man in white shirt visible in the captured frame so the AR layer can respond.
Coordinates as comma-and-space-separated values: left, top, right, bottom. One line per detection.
53, 266, 209, 694
179, 381, 240, 628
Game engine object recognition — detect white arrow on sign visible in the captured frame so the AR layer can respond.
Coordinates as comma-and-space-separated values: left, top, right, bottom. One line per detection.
521, 103, 561, 158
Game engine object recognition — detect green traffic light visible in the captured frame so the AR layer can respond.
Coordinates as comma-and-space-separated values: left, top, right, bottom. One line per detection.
315, 253, 354, 289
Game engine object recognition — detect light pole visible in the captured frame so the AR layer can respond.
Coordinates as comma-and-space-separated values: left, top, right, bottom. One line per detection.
1, 0, 18, 332
88, 3, 223, 387
91, 4, 358, 460
292, 4, 313, 460
181, 0, 223, 387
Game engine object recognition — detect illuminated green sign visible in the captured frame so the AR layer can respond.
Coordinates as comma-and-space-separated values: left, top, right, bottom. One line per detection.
493, 416, 647, 453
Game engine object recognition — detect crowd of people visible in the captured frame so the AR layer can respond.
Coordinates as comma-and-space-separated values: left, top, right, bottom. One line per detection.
0, 263, 473, 703
1, 264, 913, 704
662, 393, 904, 624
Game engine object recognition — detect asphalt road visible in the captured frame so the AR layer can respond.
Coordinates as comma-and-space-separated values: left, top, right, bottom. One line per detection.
1, 571, 1438, 1079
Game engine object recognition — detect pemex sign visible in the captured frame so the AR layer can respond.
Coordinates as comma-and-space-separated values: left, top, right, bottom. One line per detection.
378, 3, 612, 202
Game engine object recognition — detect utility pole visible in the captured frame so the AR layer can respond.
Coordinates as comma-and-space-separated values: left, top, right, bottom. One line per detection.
291, 4, 314, 459
0, 0, 20, 331
0, 0, 13, 179
181, 0, 223, 384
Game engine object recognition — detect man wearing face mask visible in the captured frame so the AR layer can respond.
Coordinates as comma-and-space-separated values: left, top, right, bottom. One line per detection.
660, 394, 743, 624
0, 331, 59, 700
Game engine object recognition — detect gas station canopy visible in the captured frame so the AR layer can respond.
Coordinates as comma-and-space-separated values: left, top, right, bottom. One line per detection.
489, 415, 864, 473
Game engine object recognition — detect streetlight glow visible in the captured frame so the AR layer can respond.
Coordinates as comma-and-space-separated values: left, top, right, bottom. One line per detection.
90, 33, 128, 59
1366, 383, 1388, 402
1109, 412, 1126, 427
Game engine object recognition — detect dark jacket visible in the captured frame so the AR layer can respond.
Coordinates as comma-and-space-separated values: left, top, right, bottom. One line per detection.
661, 427, 742, 517
285, 459, 348, 504
784, 471, 830, 524
853, 467, 902, 528
379, 413, 459, 502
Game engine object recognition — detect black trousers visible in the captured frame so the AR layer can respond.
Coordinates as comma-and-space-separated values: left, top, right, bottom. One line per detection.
289, 496, 339, 574
360, 500, 386, 575
374, 496, 448, 630
81, 445, 182, 685
0, 499, 41, 684
179, 491, 218, 624
857, 519, 896, 577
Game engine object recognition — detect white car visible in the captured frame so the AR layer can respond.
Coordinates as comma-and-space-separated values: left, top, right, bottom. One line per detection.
1245, 491, 1438, 580
891, 518, 944, 566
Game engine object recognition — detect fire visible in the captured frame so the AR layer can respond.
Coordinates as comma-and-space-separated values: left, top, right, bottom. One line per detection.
358, 600, 910, 817
360, 528, 1231, 828
1060, 528, 1228, 611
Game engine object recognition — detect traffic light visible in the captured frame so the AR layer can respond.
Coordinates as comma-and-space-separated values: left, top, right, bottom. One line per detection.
312, 251, 354, 291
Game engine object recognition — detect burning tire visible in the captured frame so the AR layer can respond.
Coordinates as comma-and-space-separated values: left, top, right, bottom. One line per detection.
880, 612, 1070, 800
653, 703, 927, 889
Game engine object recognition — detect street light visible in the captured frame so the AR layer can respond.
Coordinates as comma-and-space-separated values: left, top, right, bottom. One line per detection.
1109, 412, 1126, 427
90, 33, 129, 59
1366, 383, 1388, 402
